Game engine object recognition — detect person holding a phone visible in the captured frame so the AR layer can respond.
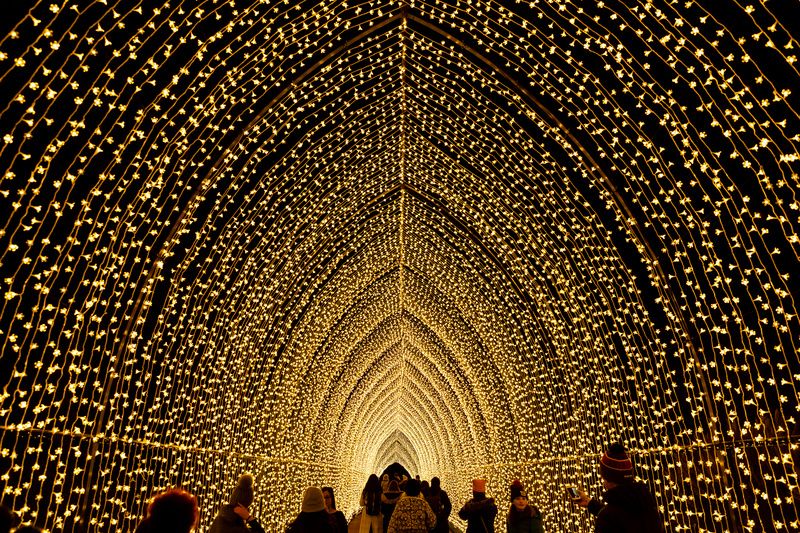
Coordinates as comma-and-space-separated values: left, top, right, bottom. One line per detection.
506, 480, 543, 533
571, 443, 664, 533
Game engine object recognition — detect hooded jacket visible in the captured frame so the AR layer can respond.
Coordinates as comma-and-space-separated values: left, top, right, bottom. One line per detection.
587, 482, 663, 533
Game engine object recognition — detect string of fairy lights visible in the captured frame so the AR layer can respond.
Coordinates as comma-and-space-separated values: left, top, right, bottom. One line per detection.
0, 0, 798, 531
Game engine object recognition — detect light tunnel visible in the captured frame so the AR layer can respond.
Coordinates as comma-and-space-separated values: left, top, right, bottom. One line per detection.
0, 1, 799, 532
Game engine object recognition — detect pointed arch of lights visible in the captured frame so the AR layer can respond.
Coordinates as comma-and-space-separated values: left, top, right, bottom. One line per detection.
375, 430, 421, 477
1, 1, 799, 532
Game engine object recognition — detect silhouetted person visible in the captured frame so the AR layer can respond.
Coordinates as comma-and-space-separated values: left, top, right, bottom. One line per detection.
381, 480, 402, 532
574, 443, 664, 532
286, 487, 334, 533
134, 488, 198, 533
420, 480, 430, 499
360, 474, 383, 533
425, 477, 451, 533
459, 479, 497, 532
209, 473, 266, 533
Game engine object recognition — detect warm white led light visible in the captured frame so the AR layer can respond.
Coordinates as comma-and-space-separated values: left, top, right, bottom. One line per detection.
0, 1, 798, 532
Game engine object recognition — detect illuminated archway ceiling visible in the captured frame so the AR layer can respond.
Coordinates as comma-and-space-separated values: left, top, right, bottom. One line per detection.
1, 1, 799, 532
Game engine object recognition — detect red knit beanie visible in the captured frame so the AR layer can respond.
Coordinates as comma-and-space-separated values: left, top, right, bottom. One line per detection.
599, 443, 634, 484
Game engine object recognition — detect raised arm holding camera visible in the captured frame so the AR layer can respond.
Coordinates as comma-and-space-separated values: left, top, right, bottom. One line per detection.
572, 443, 664, 533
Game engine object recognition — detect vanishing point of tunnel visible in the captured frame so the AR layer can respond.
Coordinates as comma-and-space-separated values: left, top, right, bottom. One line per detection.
1, 1, 799, 532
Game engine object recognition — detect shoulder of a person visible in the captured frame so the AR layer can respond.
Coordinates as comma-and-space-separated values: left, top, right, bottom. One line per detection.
596, 500, 625, 521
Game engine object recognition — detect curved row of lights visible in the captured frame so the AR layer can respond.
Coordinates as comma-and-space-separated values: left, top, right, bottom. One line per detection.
0, 1, 798, 531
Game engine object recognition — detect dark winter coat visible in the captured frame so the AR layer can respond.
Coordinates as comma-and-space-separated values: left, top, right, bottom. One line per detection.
208, 504, 266, 533
458, 494, 498, 533
506, 505, 543, 533
328, 510, 348, 533
425, 489, 452, 533
382, 490, 403, 532
586, 482, 663, 533
286, 510, 335, 533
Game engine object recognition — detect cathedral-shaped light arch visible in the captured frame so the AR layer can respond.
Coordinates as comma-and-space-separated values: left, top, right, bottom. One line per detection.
0, 1, 798, 532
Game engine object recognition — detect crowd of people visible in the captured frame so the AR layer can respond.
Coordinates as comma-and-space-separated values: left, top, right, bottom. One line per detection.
293, 443, 661, 532
0, 443, 664, 532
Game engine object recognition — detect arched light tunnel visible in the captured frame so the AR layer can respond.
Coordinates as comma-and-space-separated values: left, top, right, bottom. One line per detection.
0, 1, 799, 531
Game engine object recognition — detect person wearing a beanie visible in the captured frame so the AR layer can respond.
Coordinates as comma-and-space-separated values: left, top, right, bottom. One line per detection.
322, 487, 348, 533
425, 477, 451, 533
574, 443, 664, 532
286, 487, 334, 533
505, 480, 543, 533
209, 474, 266, 533
381, 480, 403, 532
359, 474, 384, 533
386, 479, 436, 533
458, 479, 498, 533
